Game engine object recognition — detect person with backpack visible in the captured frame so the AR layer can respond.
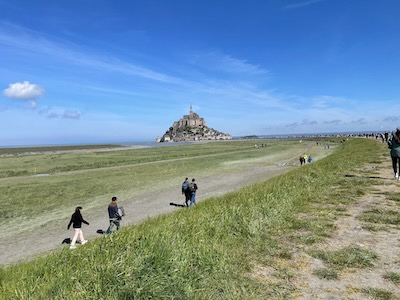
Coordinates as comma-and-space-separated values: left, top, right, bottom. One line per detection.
67, 206, 89, 249
106, 196, 121, 235
388, 128, 400, 180
189, 178, 198, 206
181, 177, 190, 207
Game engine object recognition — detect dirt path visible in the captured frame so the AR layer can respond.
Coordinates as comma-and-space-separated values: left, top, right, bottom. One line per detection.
0, 164, 292, 266
290, 160, 400, 299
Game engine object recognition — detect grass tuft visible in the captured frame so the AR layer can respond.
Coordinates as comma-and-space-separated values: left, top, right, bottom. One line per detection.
359, 208, 400, 225
313, 268, 339, 280
383, 271, 400, 285
362, 287, 394, 300
310, 246, 378, 269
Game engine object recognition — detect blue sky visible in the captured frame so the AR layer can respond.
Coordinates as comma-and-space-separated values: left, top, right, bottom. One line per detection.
1, 0, 399, 146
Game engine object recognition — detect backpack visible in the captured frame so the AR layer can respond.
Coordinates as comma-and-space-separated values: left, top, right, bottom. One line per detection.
182, 181, 189, 191
118, 206, 125, 217
189, 183, 196, 192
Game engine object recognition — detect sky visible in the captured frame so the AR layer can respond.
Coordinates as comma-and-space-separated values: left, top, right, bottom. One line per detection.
1, 0, 399, 146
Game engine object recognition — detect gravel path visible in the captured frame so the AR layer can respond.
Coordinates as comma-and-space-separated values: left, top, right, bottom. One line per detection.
1, 164, 292, 266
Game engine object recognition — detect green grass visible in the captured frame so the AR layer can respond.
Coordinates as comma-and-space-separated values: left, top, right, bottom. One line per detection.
384, 192, 400, 202
362, 287, 394, 300
0, 140, 327, 235
0, 138, 388, 299
310, 246, 378, 269
384, 271, 400, 285
0, 140, 299, 178
359, 208, 400, 225
313, 268, 339, 280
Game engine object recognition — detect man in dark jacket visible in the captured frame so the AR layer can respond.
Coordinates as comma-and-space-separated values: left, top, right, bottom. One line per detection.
106, 196, 120, 235
182, 177, 190, 207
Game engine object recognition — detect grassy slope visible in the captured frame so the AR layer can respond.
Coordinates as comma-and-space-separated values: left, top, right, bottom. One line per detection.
0, 138, 384, 299
0, 140, 316, 234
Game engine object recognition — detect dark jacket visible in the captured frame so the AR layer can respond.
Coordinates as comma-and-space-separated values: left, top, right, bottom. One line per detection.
388, 133, 400, 157
190, 182, 198, 193
182, 180, 189, 194
68, 211, 89, 229
108, 202, 119, 219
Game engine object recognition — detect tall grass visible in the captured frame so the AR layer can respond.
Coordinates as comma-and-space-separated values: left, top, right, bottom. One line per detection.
0, 140, 322, 234
0, 138, 385, 299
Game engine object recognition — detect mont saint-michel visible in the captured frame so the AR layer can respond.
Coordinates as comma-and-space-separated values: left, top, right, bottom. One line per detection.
156, 106, 232, 142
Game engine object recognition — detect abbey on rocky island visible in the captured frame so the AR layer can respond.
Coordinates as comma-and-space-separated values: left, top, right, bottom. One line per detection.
156, 105, 232, 142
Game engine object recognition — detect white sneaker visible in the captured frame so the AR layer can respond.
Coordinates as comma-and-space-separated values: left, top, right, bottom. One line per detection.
395, 173, 399, 179
81, 240, 88, 245
70, 245, 76, 249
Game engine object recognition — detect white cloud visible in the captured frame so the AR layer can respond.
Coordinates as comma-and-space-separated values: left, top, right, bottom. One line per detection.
0, 23, 180, 84
384, 116, 400, 122
3, 81, 44, 100
324, 120, 342, 125
191, 51, 268, 76
219, 55, 269, 75
47, 112, 59, 119
283, 0, 324, 9
351, 118, 367, 124
3, 81, 44, 108
63, 110, 82, 119
300, 119, 318, 126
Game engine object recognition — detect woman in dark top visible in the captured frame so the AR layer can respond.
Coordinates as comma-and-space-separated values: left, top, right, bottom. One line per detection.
67, 206, 89, 249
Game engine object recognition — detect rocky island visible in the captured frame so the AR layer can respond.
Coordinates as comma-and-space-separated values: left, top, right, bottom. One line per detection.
156, 106, 232, 142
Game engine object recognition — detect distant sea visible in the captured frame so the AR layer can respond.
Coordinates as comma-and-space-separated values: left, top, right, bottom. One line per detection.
0, 140, 198, 149
0, 130, 387, 149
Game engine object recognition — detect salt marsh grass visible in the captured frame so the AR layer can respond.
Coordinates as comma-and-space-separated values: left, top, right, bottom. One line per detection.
0, 138, 382, 299
0, 140, 324, 235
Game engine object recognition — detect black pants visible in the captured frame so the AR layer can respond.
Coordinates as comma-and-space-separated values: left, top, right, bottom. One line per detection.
184, 190, 191, 206
391, 156, 400, 174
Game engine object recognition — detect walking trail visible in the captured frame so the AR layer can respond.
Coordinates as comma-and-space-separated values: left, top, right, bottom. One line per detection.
257, 159, 400, 299
1, 163, 292, 266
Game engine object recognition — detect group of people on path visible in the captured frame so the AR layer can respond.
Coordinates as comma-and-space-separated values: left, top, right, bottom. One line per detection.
299, 153, 312, 165
67, 196, 124, 249
67, 178, 199, 249
181, 177, 198, 207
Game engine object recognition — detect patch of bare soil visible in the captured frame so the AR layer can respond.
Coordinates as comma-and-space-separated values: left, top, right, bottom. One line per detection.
290, 161, 400, 299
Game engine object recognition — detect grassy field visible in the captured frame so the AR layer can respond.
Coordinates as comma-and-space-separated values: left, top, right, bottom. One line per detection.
0, 140, 327, 236
0, 138, 382, 299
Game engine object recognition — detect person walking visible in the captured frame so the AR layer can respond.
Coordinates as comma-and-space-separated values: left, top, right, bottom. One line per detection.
303, 153, 308, 164
388, 128, 400, 180
67, 206, 89, 249
189, 178, 198, 207
106, 196, 121, 235
182, 177, 190, 207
